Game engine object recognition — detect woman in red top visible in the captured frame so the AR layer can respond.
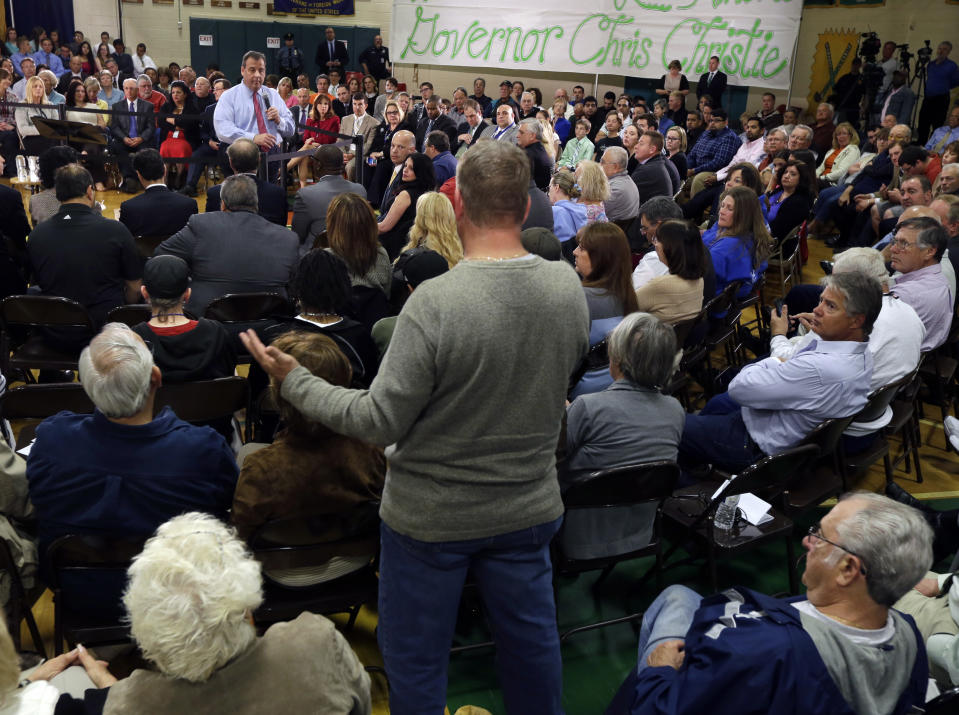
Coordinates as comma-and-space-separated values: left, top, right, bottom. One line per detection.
158, 81, 201, 189
77, 41, 97, 75
290, 94, 341, 187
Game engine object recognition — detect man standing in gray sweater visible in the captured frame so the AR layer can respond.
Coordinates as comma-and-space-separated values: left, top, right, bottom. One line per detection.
241, 141, 590, 714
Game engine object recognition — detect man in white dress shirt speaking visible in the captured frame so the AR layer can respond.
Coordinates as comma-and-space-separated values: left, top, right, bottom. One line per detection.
214, 51, 295, 158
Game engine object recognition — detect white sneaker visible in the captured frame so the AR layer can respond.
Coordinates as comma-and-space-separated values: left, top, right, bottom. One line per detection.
946, 415, 959, 440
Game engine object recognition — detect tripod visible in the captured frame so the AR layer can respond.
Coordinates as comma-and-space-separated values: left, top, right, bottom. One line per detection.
908, 60, 928, 133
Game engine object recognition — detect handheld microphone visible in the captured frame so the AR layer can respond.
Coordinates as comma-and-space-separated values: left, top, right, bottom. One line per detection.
262, 90, 271, 111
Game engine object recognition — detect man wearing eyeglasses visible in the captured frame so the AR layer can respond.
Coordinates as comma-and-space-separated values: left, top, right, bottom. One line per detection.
679, 271, 879, 472
608, 492, 932, 715
684, 108, 740, 182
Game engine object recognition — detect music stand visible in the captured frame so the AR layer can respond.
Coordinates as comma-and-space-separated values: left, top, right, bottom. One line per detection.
32, 117, 107, 147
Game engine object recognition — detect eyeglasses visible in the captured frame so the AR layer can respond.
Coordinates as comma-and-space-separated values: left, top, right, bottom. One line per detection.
891, 238, 917, 251
807, 522, 868, 574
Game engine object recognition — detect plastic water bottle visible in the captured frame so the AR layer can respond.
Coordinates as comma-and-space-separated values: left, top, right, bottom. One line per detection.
15, 155, 27, 182
714, 494, 740, 532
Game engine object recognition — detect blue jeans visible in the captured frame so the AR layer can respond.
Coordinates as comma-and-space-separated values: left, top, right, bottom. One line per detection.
680, 407, 765, 471
814, 184, 845, 222
378, 517, 565, 715
636, 585, 703, 674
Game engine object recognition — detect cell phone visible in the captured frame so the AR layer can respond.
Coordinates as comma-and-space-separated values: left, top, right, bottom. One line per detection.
774, 299, 784, 317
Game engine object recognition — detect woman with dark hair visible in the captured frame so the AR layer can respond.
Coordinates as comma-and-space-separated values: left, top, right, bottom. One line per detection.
156, 67, 173, 94
635, 219, 706, 325
570, 222, 639, 399
347, 75, 361, 96
328, 192, 391, 297
261, 249, 379, 389
378, 152, 435, 260
64, 79, 108, 191
288, 94, 340, 187
158, 80, 201, 189
689, 162, 765, 228
763, 159, 816, 240
622, 124, 641, 173
77, 41, 96, 75
29, 145, 78, 226
94, 43, 112, 73
362, 74, 379, 107
706, 185, 772, 299
47, 29, 60, 50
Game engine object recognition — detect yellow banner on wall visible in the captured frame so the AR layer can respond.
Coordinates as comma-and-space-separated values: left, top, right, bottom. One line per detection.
807, 29, 859, 114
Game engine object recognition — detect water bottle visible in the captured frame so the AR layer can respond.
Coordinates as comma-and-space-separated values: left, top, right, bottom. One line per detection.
713, 494, 740, 532
15, 155, 27, 182
27, 156, 40, 183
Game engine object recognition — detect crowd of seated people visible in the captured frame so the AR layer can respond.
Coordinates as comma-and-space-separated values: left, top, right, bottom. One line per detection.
3, 27, 959, 714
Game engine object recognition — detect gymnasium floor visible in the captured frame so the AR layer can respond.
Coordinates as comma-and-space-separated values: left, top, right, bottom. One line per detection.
4, 178, 958, 713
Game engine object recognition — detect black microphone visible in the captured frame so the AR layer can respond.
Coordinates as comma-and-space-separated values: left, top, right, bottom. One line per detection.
262, 91, 271, 110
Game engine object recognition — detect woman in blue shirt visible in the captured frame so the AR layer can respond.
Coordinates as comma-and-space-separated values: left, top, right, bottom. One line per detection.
705, 185, 771, 299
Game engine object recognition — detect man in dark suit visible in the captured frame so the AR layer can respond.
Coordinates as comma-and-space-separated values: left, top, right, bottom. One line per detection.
516, 119, 553, 192
696, 55, 727, 108
291, 145, 366, 256
111, 39, 136, 77
0, 155, 30, 293
630, 130, 673, 203
415, 99, 458, 153
56, 55, 86, 95
109, 78, 156, 194
119, 149, 198, 238
315, 26, 349, 75
181, 77, 231, 198
288, 87, 314, 150
156, 175, 299, 315
456, 99, 489, 157
205, 138, 288, 226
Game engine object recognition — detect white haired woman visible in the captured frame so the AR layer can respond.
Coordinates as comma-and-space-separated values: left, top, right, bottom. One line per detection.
55, 512, 372, 714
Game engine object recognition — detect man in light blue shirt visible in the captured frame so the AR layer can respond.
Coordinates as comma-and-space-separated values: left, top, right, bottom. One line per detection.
10, 37, 34, 77
679, 271, 879, 471
214, 50, 294, 153
925, 106, 959, 154
32, 38, 64, 78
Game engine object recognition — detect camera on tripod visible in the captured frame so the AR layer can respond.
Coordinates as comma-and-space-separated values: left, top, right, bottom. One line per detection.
917, 40, 933, 66
860, 32, 881, 61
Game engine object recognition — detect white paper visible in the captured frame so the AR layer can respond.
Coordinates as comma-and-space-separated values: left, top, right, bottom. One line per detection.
737, 493, 773, 526
16, 439, 35, 457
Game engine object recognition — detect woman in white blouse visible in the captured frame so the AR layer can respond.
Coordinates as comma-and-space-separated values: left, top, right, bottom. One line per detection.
815, 122, 861, 186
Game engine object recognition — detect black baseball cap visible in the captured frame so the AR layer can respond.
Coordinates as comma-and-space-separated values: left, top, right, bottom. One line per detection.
284, 32, 294, 40
143, 255, 190, 300
499, 80, 512, 88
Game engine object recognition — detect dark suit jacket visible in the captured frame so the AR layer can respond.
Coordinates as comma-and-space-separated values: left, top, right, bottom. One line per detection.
316, 40, 349, 72
630, 154, 673, 204
119, 185, 199, 239
415, 113, 458, 152
154, 211, 299, 314
525, 143, 553, 192
456, 119, 489, 153
696, 71, 727, 107
109, 98, 156, 146
0, 183, 30, 252
56, 72, 86, 96
663, 155, 681, 195
291, 175, 367, 254
205, 174, 288, 226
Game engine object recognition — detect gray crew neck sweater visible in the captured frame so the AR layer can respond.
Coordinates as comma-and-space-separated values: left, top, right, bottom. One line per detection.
281, 255, 590, 542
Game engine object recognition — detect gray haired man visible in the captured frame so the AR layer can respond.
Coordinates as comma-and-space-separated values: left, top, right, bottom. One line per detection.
601, 146, 640, 222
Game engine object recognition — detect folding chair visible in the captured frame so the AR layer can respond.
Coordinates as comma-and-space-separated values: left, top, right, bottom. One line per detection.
106, 304, 151, 328
552, 461, 679, 642
0, 296, 95, 380
250, 501, 380, 630
0, 383, 95, 450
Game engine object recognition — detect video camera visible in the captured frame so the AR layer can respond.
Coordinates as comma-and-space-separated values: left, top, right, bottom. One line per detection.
860, 32, 882, 61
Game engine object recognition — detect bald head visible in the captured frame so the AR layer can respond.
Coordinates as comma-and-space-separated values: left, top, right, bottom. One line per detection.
890, 124, 912, 143
898, 205, 941, 225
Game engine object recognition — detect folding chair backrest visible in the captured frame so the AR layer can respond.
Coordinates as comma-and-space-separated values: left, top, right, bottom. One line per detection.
853, 377, 909, 425
106, 304, 151, 328
135, 235, 170, 259
563, 461, 680, 510
1, 295, 94, 330
0, 384, 95, 421
46, 534, 144, 587
204, 293, 292, 323
251, 501, 381, 572
713, 444, 821, 506
153, 376, 249, 423
800, 416, 856, 459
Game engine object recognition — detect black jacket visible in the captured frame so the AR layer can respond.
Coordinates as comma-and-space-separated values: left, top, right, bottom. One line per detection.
118, 185, 199, 239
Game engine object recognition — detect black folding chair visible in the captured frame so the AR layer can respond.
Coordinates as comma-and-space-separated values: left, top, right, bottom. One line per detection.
250, 501, 381, 630
106, 304, 151, 328
0, 296, 95, 380
663, 444, 820, 594
0, 383, 95, 450
553, 461, 679, 642
46, 534, 144, 654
